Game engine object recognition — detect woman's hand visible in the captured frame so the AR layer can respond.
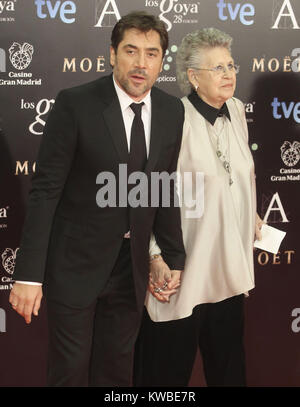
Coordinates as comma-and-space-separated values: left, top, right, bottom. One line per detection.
255, 213, 265, 241
148, 256, 181, 303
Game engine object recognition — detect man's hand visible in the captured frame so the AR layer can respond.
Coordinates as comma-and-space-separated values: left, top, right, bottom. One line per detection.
9, 283, 43, 324
148, 256, 182, 303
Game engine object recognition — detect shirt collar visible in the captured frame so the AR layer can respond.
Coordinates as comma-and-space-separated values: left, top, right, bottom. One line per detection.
113, 74, 151, 113
188, 90, 231, 126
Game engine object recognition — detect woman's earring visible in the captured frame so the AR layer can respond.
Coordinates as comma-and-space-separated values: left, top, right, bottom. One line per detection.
194, 84, 198, 91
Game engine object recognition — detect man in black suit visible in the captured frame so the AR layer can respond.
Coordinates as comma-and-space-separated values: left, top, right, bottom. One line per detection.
9, 12, 185, 386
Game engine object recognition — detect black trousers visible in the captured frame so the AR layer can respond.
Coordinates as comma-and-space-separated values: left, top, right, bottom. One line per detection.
46, 239, 141, 387
134, 294, 246, 387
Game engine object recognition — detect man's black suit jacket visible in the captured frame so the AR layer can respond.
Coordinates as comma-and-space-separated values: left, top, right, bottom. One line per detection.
14, 75, 186, 312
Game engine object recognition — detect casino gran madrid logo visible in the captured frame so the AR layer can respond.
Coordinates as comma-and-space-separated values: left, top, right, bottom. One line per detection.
9, 42, 33, 70
270, 141, 300, 182
0, 248, 18, 291
0, 42, 42, 86
0, 0, 17, 23
145, 0, 200, 32
1, 248, 18, 275
280, 141, 300, 167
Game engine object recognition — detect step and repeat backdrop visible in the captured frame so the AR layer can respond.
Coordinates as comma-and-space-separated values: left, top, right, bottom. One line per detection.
0, 0, 300, 387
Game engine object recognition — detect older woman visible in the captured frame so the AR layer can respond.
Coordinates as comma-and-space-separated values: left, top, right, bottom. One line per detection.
134, 28, 263, 387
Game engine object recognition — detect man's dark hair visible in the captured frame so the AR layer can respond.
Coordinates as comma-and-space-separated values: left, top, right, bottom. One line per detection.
111, 11, 168, 56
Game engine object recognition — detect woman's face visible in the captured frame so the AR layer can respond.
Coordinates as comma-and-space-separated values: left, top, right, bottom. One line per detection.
192, 47, 236, 109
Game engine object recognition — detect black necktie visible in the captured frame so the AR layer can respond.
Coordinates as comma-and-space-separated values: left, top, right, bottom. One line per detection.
128, 102, 147, 174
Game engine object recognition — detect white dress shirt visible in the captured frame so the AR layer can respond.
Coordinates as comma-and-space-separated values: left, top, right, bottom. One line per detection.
16, 75, 152, 286
113, 76, 151, 156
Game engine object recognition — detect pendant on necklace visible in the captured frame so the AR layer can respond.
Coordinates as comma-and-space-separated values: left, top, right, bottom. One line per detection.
223, 161, 231, 172
216, 150, 222, 158
229, 177, 233, 186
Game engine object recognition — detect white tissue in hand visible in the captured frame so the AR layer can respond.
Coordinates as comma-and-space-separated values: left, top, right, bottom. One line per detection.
254, 224, 286, 254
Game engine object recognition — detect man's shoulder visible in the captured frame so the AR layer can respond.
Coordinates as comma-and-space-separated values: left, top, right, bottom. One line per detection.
151, 86, 183, 109
57, 75, 113, 103
152, 85, 180, 100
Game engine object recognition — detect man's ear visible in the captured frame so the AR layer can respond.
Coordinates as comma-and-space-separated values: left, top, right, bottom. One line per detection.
110, 46, 116, 68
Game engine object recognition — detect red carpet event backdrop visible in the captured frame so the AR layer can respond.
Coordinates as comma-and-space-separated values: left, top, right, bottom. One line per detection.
0, 0, 299, 386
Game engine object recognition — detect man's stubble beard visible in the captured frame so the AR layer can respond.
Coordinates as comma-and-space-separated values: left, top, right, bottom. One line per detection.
120, 77, 150, 99
113, 62, 153, 99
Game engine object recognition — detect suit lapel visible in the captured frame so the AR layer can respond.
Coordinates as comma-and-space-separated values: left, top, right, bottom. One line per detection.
103, 98, 129, 163
101, 75, 129, 163
145, 88, 163, 175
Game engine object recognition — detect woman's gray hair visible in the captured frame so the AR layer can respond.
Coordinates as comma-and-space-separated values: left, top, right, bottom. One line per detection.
176, 27, 233, 95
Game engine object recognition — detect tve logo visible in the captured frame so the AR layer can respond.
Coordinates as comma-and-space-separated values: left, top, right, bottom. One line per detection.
35, 0, 76, 24
271, 97, 300, 123
217, 0, 255, 25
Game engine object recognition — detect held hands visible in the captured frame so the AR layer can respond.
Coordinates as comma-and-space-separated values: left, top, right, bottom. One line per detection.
148, 255, 182, 303
9, 283, 43, 324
